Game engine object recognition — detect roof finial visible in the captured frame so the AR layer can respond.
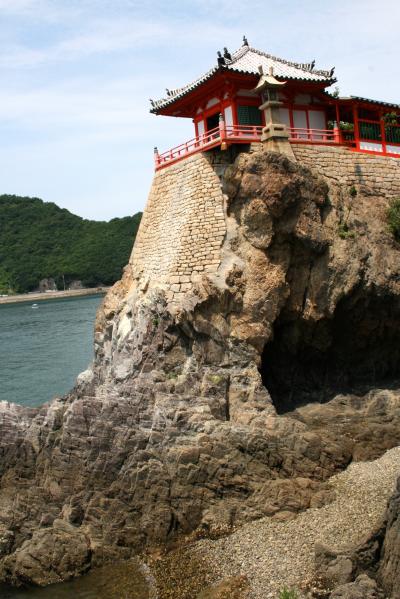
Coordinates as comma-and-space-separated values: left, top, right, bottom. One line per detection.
310, 59, 315, 71
223, 47, 232, 61
217, 51, 225, 66
329, 67, 335, 78
149, 98, 155, 107
243, 35, 249, 46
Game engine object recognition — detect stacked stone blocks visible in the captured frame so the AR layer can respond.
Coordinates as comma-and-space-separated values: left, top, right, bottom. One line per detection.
130, 153, 226, 302
292, 145, 400, 197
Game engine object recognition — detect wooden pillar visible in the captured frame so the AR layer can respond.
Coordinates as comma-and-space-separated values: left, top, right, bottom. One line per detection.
353, 104, 360, 150
380, 109, 387, 154
232, 96, 238, 127
335, 102, 341, 143
335, 101, 341, 126
219, 113, 227, 150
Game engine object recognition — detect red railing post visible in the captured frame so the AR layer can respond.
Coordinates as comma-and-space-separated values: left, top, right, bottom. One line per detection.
353, 105, 360, 151
333, 121, 341, 144
380, 114, 387, 154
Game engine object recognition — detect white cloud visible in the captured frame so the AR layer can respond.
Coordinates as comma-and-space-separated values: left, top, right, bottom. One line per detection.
0, 0, 82, 20
0, 0, 36, 13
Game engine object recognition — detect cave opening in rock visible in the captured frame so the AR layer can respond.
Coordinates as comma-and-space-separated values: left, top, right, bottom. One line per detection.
260, 290, 400, 414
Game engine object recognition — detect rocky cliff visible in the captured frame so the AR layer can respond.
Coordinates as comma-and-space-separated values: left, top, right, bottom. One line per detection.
313, 471, 400, 598
0, 148, 399, 591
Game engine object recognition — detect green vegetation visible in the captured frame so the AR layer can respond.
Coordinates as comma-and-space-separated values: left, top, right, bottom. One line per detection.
387, 198, 400, 241
207, 373, 223, 384
338, 186, 357, 239
338, 223, 355, 239
279, 588, 298, 599
349, 185, 357, 198
0, 194, 142, 293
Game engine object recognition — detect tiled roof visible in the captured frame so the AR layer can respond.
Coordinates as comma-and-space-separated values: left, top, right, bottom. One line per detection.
342, 95, 400, 109
150, 43, 336, 113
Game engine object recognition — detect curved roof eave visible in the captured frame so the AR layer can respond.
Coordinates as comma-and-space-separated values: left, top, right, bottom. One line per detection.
150, 69, 335, 114
150, 44, 336, 114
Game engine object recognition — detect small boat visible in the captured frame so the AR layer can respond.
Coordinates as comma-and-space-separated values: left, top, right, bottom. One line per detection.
31, 303, 39, 309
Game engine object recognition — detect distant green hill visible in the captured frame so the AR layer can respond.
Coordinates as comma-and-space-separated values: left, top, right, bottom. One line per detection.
0, 194, 142, 293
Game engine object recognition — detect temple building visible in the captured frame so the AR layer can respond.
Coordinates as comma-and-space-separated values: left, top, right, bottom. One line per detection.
150, 37, 400, 169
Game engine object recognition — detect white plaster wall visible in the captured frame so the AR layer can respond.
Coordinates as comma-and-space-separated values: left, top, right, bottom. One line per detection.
360, 141, 383, 153
224, 105, 234, 127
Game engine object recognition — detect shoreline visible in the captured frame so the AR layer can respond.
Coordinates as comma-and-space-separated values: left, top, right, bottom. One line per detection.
0, 287, 110, 305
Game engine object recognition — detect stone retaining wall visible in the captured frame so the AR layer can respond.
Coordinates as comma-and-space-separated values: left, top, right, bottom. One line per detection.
130, 152, 226, 302
292, 144, 400, 198
131, 144, 400, 305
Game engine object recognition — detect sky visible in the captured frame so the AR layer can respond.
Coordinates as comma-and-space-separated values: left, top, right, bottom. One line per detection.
0, 0, 399, 221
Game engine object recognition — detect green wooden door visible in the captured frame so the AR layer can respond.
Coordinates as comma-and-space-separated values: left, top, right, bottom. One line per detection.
237, 105, 262, 126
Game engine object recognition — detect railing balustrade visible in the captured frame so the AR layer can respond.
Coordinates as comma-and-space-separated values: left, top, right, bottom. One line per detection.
288, 127, 336, 142
155, 124, 263, 168
154, 121, 400, 170
225, 124, 264, 138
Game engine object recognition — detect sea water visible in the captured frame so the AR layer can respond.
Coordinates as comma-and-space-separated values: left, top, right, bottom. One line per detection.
0, 295, 102, 407
0, 295, 152, 597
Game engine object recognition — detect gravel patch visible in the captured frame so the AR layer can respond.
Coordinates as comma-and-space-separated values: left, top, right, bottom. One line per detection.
194, 446, 400, 598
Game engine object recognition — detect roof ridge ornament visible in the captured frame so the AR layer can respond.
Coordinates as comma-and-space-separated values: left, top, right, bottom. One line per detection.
243, 35, 249, 46
223, 47, 232, 61
217, 51, 225, 66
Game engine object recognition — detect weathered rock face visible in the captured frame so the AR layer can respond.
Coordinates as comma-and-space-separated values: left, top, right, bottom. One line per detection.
313, 475, 400, 598
1, 148, 400, 587
379, 476, 400, 597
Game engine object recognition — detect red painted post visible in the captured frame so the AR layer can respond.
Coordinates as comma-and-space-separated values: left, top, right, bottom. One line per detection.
333, 121, 340, 143
380, 111, 387, 154
353, 104, 360, 150
335, 101, 341, 141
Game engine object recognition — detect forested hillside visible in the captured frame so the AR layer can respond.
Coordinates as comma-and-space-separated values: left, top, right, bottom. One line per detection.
0, 195, 142, 293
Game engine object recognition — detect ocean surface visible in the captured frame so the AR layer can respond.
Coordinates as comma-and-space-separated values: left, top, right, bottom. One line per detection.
0, 295, 102, 407
0, 295, 154, 597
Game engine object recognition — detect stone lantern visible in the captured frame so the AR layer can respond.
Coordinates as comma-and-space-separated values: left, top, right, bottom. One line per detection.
254, 66, 295, 158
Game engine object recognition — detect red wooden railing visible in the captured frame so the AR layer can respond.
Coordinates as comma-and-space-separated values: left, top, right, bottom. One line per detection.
288, 127, 337, 142
154, 121, 400, 170
155, 126, 220, 168
154, 124, 264, 169
225, 124, 264, 139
